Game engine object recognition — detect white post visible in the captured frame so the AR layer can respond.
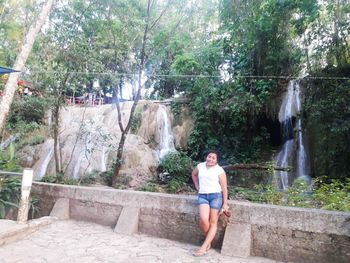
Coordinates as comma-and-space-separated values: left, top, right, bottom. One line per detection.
17, 168, 34, 224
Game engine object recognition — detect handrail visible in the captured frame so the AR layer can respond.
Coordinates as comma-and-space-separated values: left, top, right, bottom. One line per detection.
0, 170, 23, 176
0, 169, 33, 223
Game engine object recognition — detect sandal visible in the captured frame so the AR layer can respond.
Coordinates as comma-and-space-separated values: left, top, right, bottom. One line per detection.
192, 249, 208, 257
192, 244, 210, 257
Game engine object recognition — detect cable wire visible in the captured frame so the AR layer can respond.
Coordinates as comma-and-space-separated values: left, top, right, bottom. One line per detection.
24, 71, 350, 80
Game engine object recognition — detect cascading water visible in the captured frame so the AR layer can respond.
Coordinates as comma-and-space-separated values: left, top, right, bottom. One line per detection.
73, 152, 84, 179
275, 140, 294, 189
33, 139, 54, 179
100, 146, 107, 172
295, 86, 310, 179
157, 105, 176, 159
274, 80, 310, 190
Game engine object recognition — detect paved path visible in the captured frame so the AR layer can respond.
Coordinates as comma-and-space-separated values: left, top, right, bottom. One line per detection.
0, 220, 282, 263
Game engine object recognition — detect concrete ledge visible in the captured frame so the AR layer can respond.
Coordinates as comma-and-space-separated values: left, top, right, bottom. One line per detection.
0, 216, 57, 247
31, 182, 350, 263
232, 200, 350, 236
114, 206, 140, 234
32, 182, 196, 214
221, 222, 251, 258
50, 198, 70, 219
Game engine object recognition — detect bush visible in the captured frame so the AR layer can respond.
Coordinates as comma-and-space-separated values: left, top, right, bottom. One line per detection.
0, 176, 21, 219
78, 173, 97, 185
313, 178, 350, 211
0, 144, 21, 172
41, 174, 77, 185
136, 182, 158, 192
159, 151, 194, 193
18, 126, 48, 147
130, 105, 143, 134
8, 97, 47, 125
99, 171, 113, 186
230, 177, 349, 212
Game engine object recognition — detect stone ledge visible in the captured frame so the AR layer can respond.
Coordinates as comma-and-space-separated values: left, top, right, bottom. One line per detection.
0, 216, 57, 247
31, 182, 350, 263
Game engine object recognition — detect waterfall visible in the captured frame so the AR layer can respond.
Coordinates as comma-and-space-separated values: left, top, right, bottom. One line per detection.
157, 105, 176, 159
295, 86, 310, 180
275, 140, 294, 189
101, 146, 107, 172
35, 147, 54, 179
274, 80, 310, 190
73, 151, 84, 179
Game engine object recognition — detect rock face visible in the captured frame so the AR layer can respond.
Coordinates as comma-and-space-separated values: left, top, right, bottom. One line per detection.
27, 101, 193, 188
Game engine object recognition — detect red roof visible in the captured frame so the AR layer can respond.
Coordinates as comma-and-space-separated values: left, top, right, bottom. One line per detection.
17, 80, 32, 86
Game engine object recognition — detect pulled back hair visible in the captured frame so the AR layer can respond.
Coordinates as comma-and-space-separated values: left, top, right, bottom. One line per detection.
206, 150, 220, 162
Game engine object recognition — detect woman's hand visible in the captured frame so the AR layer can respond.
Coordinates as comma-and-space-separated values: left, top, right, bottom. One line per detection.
222, 203, 229, 213
221, 203, 231, 217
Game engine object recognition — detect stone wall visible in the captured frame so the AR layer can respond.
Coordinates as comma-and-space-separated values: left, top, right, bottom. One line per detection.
31, 182, 350, 263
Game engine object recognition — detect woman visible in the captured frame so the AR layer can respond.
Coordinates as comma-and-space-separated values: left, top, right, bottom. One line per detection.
191, 150, 229, 256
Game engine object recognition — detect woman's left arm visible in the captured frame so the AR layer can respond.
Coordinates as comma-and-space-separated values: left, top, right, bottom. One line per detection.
219, 172, 229, 212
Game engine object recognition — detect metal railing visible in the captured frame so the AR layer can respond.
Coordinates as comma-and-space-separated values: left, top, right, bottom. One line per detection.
0, 169, 33, 223
0, 170, 22, 176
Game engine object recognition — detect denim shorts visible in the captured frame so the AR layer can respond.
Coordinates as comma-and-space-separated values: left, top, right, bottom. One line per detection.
197, 192, 223, 210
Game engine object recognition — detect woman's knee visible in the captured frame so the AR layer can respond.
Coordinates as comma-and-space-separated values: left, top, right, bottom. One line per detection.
199, 217, 209, 226
209, 217, 219, 227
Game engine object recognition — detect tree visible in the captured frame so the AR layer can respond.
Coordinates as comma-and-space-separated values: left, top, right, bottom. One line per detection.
0, 0, 56, 133
111, 0, 171, 185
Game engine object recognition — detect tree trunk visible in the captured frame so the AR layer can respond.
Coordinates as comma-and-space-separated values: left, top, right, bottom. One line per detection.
222, 164, 291, 172
52, 102, 60, 173
111, 0, 154, 186
0, 0, 56, 132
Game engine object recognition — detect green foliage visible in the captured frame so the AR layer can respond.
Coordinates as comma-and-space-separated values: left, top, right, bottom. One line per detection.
0, 155, 40, 219
313, 178, 350, 212
255, 184, 284, 205
0, 146, 21, 172
186, 78, 277, 162
0, 176, 21, 219
131, 105, 143, 134
170, 101, 182, 124
99, 171, 113, 186
159, 151, 194, 193
8, 97, 47, 126
78, 173, 97, 185
28, 134, 46, 146
285, 178, 313, 208
18, 126, 47, 147
136, 182, 158, 192
6, 97, 47, 147
41, 174, 77, 185
28, 196, 40, 220
113, 174, 132, 190
99, 170, 132, 189
304, 75, 350, 180
6, 119, 41, 137
230, 177, 349, 212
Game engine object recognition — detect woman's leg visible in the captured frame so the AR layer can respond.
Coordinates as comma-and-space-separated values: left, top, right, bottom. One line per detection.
198, 204, 210, 234
197, 208, 220, 252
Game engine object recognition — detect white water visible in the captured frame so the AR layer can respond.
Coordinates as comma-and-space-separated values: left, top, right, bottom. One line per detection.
295, 86, 310, 178
35, 146, 54, 179
73, 151, 84, 179
274, 80, 310, 190
275, 139, 294, 189
100, 146, 107, 172
157, 105, 176, 159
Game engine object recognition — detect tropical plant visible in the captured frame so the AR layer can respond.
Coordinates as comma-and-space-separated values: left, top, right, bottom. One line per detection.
159, 151, 194, 193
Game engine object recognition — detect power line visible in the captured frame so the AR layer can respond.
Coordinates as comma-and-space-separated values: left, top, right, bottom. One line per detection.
23, 71, 350, 80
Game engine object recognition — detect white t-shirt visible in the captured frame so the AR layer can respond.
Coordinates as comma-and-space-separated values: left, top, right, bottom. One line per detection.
197, 162, 225, 194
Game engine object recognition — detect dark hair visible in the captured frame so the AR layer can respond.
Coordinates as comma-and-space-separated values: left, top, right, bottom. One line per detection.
206, 150, 220, 162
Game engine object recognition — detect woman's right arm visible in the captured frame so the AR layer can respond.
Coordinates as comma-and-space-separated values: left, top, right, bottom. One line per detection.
191, 167, 199, 191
